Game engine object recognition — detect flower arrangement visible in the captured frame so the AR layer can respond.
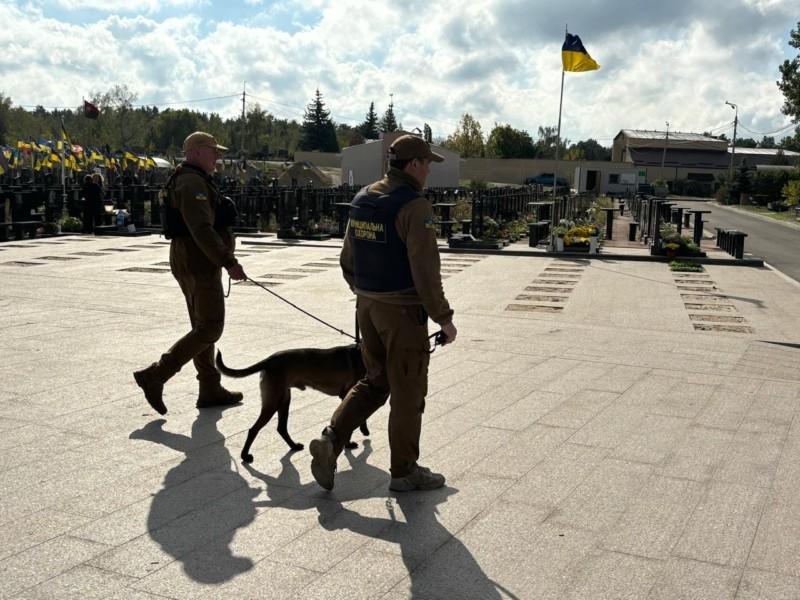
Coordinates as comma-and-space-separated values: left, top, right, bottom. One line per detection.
660, 224, 701, 255
483, 217, 501, 239
563, 224, 599, 246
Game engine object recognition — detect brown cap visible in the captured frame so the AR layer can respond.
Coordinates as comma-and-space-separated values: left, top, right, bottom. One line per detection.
389, 135, 444, 162
183, 131, 229, 153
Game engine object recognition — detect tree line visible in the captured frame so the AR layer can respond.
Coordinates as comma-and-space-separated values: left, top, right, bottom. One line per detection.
0, 85, 406, 159
0, 85, 613, 161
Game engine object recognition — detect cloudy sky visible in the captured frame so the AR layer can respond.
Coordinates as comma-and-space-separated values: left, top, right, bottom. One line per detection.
2, 0, 798, 145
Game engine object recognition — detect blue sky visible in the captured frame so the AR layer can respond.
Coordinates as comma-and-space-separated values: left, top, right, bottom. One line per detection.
2, 0, 798, 144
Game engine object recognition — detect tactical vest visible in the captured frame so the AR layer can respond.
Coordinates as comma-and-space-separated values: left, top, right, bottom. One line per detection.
159, 164, 237, 239
349, 185, 419, 292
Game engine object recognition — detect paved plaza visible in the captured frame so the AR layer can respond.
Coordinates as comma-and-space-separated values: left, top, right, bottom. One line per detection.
2, 233, 800, 599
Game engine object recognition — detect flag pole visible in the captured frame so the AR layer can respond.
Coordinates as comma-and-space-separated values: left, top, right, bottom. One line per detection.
60, 118, 67, 218
553, 25, 567, 205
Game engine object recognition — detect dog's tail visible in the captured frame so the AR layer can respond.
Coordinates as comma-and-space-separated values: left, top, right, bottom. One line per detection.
215, 351, 269, 378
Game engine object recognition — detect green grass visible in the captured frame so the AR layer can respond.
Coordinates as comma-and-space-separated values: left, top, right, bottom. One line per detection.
669, 260, 704, 272
733, 204, 800, 223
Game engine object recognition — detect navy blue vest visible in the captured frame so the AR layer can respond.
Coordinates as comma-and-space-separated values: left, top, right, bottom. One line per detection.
349, 184, 419, 292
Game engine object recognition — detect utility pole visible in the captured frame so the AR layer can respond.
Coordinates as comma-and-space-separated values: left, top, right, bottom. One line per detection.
725, 100, 738, 180
660, 121, 670, 170
241, 82, 247, 157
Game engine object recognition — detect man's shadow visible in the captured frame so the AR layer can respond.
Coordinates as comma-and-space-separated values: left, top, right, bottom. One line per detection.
245, 442, 512, 599
130, 409, 257, 584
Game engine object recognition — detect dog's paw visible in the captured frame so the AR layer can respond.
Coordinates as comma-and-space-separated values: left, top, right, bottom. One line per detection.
345, 441, 359, 450
241, 452, 254, 464
290, 442, 304, 451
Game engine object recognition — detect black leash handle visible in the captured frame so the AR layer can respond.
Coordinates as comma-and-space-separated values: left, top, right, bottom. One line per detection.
427, 331, 447, 354
229, 276, 357, 341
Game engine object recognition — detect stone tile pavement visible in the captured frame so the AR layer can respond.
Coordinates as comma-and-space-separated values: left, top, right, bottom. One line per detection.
1, 233, 800, 599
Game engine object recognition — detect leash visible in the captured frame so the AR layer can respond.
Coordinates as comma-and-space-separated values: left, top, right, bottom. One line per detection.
227, 276, 447, 352
227, 276, 357, 341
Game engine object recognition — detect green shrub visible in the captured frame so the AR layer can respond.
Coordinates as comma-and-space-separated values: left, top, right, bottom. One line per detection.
783, 180, 800, 207
59, 216, 82, 232
671, 179, 713, 197
752, 171, 789, 205
468, 179, 488, 190
669, 260, 704, 272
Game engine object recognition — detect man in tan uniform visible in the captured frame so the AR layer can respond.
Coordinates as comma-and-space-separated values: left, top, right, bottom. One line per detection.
310, 134, 457, 492
134, 132, 247, 415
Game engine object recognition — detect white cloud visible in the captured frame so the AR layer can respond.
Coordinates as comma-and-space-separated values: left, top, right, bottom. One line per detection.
1, 0, 796, 144
52, 0, 205, 14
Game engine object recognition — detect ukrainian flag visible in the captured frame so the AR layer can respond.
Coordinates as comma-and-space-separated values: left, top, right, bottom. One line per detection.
562, 33, 600, 72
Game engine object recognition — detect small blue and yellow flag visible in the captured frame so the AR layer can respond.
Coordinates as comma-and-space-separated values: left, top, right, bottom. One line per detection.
562, 33, 600, 72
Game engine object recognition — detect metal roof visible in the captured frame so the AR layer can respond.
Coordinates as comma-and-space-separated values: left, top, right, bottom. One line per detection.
730, 147, 799, 156
620, 129, 721, 143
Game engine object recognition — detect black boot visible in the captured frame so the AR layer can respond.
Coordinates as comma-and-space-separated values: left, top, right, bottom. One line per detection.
196, 383, 243, 409
133, 364, 168, 415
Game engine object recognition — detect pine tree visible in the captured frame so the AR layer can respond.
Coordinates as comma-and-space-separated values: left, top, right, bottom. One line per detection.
380, 102, 398, 133
423, 123, 432, 143
299, 89, 340, 152
359, 102, 379, 140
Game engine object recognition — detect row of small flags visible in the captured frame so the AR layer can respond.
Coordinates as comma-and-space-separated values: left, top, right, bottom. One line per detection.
0, 141, 161, 176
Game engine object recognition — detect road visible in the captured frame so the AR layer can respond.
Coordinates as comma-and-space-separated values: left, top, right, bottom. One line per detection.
673, 201, 800, 283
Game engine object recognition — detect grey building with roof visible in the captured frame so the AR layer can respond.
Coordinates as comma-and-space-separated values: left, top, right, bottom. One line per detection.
612, 129, 798, 173
611, 129, 800, 186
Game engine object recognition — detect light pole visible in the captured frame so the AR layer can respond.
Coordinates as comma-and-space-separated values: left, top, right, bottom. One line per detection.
660, 121, 670, 170
725, 101, 738, 181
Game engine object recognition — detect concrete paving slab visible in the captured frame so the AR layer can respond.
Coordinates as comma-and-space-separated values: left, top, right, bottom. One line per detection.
736, 568, 800, 600
563, 549, 664, 600
601, 475, 705, 559
648, 557, 739, 600
748, 495, 800, 578
674, 481, 767, 567
13, 564, 158, 600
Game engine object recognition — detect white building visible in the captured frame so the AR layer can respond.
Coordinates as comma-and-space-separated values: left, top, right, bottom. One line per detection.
573, 164, 643, 196
341, 132, 460, 188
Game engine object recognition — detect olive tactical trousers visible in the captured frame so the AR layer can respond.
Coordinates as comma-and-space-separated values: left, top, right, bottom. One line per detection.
154, 244, 226, 384
330, 296, 430, 478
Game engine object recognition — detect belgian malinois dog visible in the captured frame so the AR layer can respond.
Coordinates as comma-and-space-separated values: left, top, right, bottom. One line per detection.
216, 344, 369, 463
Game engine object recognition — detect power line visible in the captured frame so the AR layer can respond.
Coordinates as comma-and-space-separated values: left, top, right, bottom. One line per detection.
737, 121, 797, 136
16, 93, 242, 110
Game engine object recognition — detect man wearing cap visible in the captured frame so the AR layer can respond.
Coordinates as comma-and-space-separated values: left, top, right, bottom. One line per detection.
133, 131, 247, 415
309, 134, 457, 492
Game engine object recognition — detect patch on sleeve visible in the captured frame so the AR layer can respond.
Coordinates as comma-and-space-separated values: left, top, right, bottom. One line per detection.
424, 216, 437, 230
194, 191, 208, 201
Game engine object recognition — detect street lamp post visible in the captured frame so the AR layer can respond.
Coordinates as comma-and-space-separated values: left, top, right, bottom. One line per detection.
660, 121, 670, 169
725, 101, 738, 181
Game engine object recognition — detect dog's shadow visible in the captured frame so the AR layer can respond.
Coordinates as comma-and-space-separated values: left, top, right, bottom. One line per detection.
245, 442, 511, 599
129, 410, 258, 584
243, 440, 392, 507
